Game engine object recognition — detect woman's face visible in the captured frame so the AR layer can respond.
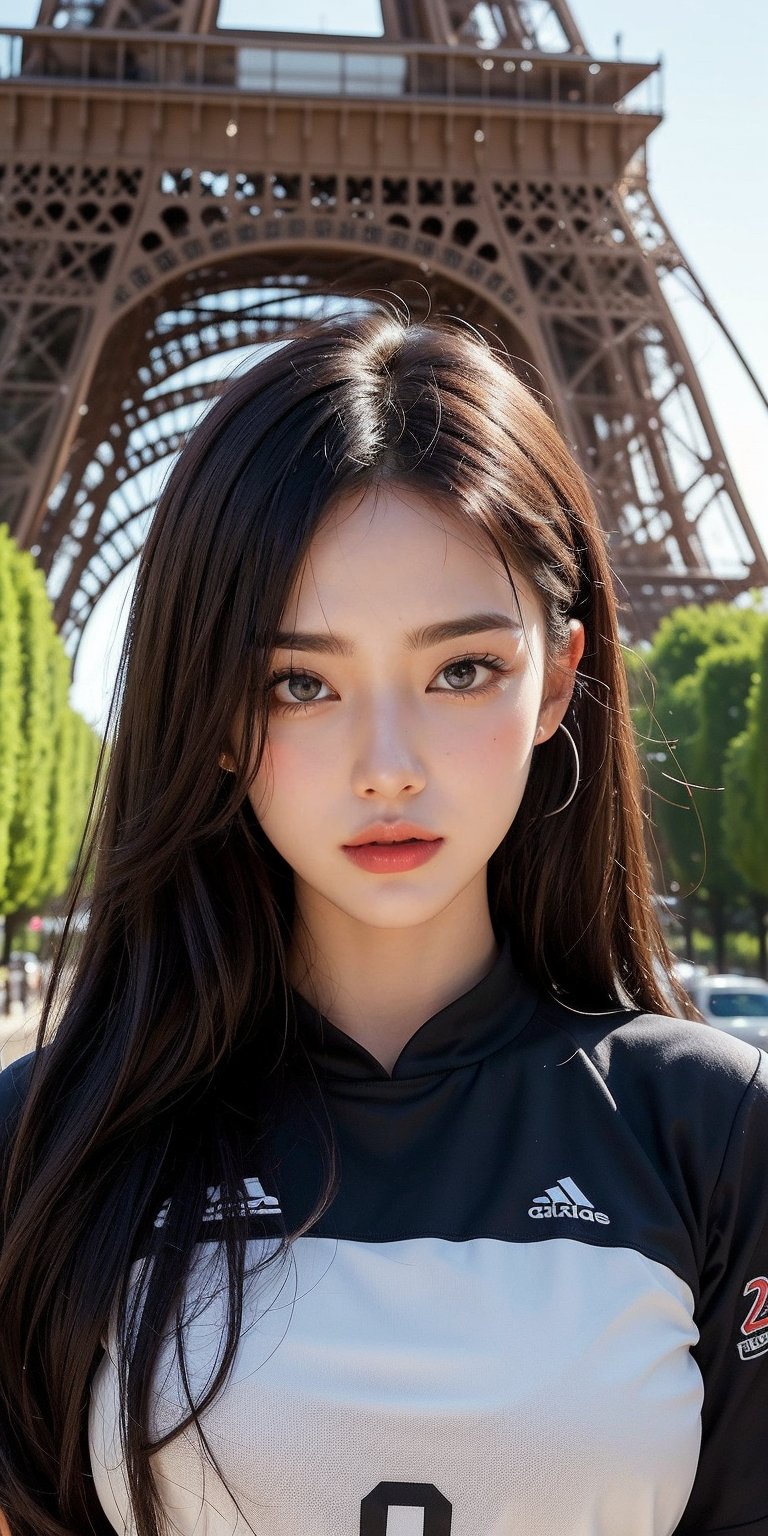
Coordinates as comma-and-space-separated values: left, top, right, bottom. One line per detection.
236, 484, 584, 932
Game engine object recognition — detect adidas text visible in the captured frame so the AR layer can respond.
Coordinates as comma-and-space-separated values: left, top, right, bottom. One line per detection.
528, 1202, 610, 1225
528, 1176, 610, 1226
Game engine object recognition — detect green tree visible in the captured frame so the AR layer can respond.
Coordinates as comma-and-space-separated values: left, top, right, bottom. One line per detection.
1, 537, 104, 965
648, 600, 763, 694
39, 640, 77, 904
633, 601, 764, 966
692, 643, 758, 970
723, 624, 768, 976
0, 524, 23, 904
2, 546, 59, 927
637, 669, 705, 958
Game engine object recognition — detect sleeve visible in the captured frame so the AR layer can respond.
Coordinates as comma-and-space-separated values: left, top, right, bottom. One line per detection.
675, 1048, 768, 1535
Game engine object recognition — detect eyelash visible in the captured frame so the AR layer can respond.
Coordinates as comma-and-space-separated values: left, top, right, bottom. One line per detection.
265, 654, 510, 715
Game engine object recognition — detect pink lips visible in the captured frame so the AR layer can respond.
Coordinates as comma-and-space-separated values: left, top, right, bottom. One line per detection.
344, 820, 440, 847
342, 838, 444, 873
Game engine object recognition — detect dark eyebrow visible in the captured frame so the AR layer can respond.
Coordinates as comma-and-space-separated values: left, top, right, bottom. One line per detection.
271, 612, 522, 657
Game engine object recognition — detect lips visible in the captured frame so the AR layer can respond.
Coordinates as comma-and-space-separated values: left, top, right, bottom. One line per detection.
343, 821, 440, 847
343, 837, 444, 872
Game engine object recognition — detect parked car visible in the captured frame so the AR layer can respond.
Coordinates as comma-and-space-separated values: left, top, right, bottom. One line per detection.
686, 973, 768, 1052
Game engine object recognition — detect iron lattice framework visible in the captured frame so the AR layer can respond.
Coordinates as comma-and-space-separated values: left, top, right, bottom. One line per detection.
0, 0, 765, 655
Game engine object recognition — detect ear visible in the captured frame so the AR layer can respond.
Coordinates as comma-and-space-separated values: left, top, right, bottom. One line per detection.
534, 620, 586, 746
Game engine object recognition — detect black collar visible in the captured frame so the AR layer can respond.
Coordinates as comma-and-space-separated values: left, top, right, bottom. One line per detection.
289, 935, 540, 1082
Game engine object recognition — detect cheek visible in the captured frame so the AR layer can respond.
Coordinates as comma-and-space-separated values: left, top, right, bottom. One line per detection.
248, 729, 330, 822
440, 681, 539, 764
444, 688, 540, 816
472, 713, 535, 794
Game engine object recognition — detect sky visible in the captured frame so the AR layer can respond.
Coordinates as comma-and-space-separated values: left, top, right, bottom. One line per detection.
2, 0, 767, 734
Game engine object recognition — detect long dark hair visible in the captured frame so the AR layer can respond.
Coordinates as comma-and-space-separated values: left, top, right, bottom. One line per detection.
0, 306, 694, 1536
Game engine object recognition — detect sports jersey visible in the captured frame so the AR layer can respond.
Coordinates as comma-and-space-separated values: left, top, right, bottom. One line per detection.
2, 936, 768, 1536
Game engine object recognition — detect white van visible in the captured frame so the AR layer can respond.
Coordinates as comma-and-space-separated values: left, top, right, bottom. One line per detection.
686, 973, 768, 1052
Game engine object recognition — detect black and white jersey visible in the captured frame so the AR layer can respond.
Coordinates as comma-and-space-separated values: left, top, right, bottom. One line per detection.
2, 937, 768, 1536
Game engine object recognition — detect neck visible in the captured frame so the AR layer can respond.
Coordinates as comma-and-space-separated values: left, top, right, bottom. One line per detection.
287, 874, 501, 1075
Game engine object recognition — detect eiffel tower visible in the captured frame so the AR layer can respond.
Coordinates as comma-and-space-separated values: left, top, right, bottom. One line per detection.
1, 0, 765, 656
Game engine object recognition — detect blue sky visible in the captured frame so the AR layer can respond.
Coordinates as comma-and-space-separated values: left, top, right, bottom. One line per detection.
1, 0, 766, 731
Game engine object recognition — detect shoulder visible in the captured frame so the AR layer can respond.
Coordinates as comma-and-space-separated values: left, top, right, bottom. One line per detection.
530, 1001, 768, 1266
0, 1048, 39, 1161
545, 997, 761, 1094
539, 997, 766, 1164
0, 1048, 38, 1116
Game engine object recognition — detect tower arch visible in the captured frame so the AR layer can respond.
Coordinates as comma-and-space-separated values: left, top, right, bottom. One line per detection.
41, 242, 544, 658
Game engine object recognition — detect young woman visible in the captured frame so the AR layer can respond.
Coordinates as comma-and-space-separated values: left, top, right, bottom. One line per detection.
1, 308, 766, 1536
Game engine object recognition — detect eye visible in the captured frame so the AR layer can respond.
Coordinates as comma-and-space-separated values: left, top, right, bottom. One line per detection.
267, 669, 333, 711
431, 654, 509, 695
265, 653, 510, 715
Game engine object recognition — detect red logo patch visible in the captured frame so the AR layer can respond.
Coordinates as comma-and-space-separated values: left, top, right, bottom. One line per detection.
737, 1276, 768, 1360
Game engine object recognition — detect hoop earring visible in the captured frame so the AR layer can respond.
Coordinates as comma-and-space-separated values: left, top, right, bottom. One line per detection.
542, 722, 580, 818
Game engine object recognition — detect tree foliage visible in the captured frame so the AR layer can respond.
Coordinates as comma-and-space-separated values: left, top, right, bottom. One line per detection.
0, 530, 103, 958
723, 624, 768, 911
632, 598, 768, 974
4, 546, 59, 911
0, 524, 23, 905
695, 644, 757, 886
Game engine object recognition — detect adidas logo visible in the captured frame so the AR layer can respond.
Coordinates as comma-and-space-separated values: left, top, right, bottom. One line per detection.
154, 1175, 282, 1229
528, 1176, 610, 1226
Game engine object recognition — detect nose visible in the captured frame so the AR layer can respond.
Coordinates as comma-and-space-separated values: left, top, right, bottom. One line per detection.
350, 694, 428, 799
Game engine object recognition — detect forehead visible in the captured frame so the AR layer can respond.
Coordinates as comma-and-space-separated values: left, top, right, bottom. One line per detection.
282, 484, 542, 632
